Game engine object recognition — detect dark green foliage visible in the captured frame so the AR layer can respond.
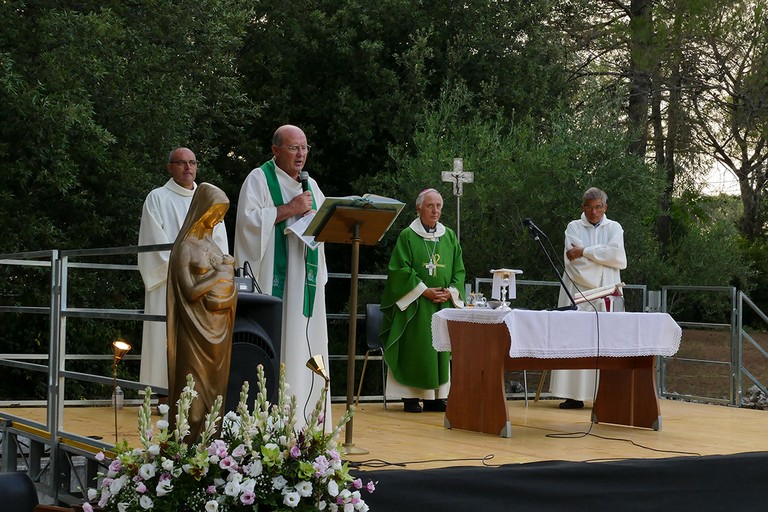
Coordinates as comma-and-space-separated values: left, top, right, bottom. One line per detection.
234, 0, 572, 197
0, 1, 256, 252
372, 86, 657, 289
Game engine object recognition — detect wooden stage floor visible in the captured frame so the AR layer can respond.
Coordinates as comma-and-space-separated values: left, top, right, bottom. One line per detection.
3, 397, 767, 470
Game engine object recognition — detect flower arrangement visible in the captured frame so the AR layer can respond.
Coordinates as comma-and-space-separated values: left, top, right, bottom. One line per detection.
83, 364, 375, 512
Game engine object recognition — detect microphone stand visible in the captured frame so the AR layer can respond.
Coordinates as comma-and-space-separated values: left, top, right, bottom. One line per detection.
525, 225, 578, 311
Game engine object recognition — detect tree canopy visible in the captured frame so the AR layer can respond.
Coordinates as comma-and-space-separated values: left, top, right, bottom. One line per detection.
0, 0, 256, 251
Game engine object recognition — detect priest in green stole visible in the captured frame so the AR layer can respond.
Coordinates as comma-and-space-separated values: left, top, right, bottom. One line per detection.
234, 125, 330, 431
380, 188, 466, 413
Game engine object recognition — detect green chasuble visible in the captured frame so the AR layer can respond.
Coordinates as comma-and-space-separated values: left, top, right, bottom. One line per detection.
380, 223, 466, 390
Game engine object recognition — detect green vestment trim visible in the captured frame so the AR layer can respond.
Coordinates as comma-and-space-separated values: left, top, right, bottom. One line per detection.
260, 160, 319, 317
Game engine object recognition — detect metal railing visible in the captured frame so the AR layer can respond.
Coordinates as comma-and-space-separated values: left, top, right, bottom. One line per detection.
737, 293, 768, 404
655, 285, 767, 406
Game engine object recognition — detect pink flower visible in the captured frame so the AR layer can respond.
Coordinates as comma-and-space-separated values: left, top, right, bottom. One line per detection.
231, 444, 247, 458
313, 455, 331, 478
95, 451, 105, 462
366, 481, 376, 493
136, 482, 147, 494
82, 503, 93, 512
290, 444, 301, 458
206, 485, 217, 494
109, 460, 122, 473
219, 456, 238, 472
208, 439, 228, 458
240, 491, 256, 505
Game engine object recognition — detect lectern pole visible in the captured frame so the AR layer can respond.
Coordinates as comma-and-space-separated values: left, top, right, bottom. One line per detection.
343, 222, 368, 455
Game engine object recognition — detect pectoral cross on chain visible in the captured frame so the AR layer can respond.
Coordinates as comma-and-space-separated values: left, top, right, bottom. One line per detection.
425, 254, 445, 276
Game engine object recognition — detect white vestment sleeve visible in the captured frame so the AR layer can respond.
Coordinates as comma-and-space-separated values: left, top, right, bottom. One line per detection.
234, 169, 279, 287
138, 195, 173, 291
447, 287, 464, 308
581, 224, 627, 270
396, 282, 428, 311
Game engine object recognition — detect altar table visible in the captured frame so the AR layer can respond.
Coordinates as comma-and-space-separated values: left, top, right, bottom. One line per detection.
432, 309, 682, 437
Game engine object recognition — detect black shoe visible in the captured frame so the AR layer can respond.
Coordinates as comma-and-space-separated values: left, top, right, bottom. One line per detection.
402, 398, 422, 413
422, 399, 447, 412
559, 399, 584, 409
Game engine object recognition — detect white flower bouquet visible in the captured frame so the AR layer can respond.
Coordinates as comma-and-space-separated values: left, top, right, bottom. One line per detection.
83, 364, 375, 512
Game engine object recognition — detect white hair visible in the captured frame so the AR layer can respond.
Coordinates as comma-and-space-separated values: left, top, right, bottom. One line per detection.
583, 187, 607, 205
416, 188, 441, 208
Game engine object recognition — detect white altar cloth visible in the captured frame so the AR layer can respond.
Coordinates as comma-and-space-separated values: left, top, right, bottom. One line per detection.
432, 308, 681, 359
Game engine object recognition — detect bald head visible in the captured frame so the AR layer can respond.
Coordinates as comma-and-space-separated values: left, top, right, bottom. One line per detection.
167, 147, 197, 189
271, 125, 309, 178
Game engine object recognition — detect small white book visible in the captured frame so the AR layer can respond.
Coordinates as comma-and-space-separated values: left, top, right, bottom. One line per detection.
285, 214, 321, 249
573, 283, 625, 304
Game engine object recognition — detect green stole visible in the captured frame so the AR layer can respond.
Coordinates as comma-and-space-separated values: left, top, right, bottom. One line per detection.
260, 160, 319, 317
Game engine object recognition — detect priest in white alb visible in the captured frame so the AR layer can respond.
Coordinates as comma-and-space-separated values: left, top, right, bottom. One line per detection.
551, 187, 627, 409
233, 125, 330, 430
138, 147, 228, 394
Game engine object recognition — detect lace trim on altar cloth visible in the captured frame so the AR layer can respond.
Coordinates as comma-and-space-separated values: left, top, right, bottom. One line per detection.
432, 308, 682, 359
431, 308, 508, 352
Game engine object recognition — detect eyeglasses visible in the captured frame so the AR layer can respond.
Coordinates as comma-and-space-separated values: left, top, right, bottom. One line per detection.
582, 204, 605, 211
283, 144, 311, 153
170, 160, 199, 167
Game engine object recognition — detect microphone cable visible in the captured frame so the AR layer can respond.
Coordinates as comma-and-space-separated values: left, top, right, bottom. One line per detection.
242, 260, 263, 294
301, 241, 319, 426
546, 227, 603, 440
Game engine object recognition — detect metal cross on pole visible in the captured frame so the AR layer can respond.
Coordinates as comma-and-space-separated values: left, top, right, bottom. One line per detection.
441, 157, 474, 243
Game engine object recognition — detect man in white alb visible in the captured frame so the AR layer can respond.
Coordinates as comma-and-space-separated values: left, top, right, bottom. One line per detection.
138, 147, 229, 394
234, 125, 330, 430
551, 187, 627, 409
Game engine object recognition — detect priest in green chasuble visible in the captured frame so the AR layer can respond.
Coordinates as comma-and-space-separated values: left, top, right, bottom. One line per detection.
379, 188, 466, 413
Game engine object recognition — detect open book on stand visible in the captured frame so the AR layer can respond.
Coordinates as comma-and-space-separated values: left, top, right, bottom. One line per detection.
301, 194, 405, 243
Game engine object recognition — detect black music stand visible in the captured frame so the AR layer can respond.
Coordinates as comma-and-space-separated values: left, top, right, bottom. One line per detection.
308, 204, 401, 454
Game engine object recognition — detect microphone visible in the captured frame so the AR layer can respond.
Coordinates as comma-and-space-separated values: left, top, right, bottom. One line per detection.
523, 218, 544, 235
299, 171, 309, 192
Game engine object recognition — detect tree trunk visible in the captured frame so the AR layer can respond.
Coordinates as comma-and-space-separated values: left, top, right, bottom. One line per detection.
738, 167, 766, 240
626, 0, 655, 158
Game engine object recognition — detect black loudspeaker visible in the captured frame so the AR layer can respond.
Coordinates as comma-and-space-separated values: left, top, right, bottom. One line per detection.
225, 292, 283, 413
